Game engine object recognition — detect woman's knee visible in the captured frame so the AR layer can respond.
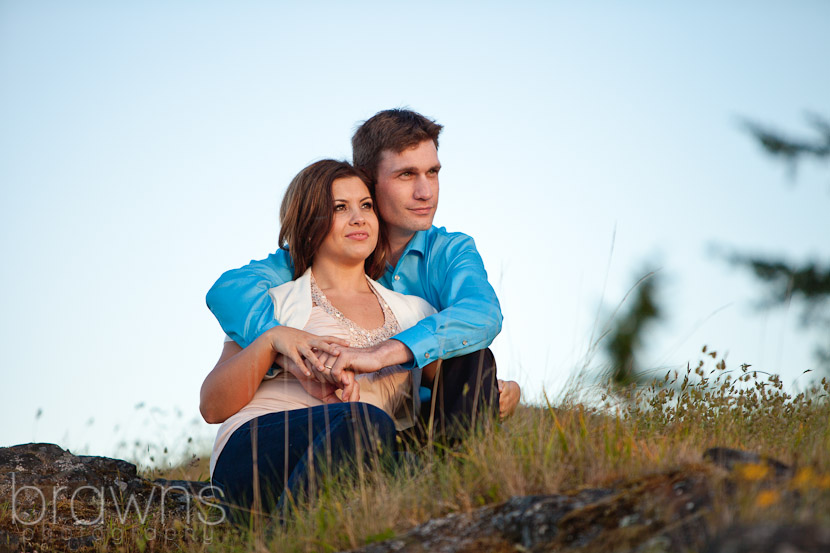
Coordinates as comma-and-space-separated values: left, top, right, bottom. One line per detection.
323, 403, 396, 452
346, 402, 395, 434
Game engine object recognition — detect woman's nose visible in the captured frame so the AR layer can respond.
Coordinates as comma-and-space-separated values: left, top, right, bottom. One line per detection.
350, 207, 365, 224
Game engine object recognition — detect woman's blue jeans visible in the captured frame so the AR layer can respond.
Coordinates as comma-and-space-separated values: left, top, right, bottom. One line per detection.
211, 402, 396, 524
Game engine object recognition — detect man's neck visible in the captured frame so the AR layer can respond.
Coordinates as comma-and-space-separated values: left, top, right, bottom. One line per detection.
385, 228, 417, 268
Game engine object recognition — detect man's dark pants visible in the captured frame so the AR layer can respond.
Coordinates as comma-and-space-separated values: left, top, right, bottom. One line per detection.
415, 347, 500, 445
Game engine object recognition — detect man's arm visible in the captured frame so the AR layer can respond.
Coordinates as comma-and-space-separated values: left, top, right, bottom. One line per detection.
394, 234, 503, 369
206, 251, 357, 401
205, 249, 295, 348
329, 234, 500, 374
328, 339, 413, 377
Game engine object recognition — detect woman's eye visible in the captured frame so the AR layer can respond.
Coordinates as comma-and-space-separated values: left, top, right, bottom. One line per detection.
334, 204, 346, 211
362, 202, 373, 209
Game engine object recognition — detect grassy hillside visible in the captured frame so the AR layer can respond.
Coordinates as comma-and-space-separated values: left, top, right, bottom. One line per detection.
126, 348, 830, 552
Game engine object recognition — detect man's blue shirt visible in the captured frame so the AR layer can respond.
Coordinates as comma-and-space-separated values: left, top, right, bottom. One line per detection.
206, 226, 503, 369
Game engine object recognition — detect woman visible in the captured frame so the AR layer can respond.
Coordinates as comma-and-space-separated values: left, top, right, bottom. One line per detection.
201, 160, 442, 522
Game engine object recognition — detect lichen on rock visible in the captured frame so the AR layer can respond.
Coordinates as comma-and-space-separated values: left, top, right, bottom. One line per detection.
0, 443, 224, 552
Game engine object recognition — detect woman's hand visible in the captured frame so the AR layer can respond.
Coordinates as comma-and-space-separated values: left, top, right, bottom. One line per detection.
307, 350, 340, 385
278, 352, 361, 403
498, 379, 521, 420
267, 327, 348, 376
307, 351, 361, 402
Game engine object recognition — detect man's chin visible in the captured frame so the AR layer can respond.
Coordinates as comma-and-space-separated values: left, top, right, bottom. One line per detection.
387, 218, 435, 240
409, 222, 433, 233
411, 216, 435, 231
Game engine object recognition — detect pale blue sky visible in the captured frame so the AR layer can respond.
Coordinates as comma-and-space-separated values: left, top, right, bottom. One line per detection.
1, 1, 828, 466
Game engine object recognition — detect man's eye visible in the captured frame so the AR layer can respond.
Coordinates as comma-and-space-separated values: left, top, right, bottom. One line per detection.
400, 171, 412, 177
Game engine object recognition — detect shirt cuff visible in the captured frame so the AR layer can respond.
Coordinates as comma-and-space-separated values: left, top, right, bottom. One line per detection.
393, 325, 440, 369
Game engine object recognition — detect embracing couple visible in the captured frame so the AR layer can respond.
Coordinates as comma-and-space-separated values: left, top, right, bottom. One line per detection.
199, 108, 521, 522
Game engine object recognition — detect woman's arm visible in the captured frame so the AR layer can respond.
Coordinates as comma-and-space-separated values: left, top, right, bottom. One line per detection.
199, 327, 351, 424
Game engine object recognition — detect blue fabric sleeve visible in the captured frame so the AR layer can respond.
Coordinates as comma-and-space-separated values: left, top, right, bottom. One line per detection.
393, 235, 503, 369
205, 249, 295, 348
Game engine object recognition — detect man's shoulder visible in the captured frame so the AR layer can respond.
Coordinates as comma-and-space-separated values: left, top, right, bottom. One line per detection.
250, 248, 293, 269
217, 248, 294, 278
420, 225, 477, 253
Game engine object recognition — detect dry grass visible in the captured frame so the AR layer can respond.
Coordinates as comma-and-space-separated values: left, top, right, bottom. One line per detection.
114, 347, 830, 552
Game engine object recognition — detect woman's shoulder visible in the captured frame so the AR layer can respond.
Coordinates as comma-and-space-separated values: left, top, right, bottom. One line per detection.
368, 277, 436, 321
268, 268, 311, 294
267, 269, 313, 327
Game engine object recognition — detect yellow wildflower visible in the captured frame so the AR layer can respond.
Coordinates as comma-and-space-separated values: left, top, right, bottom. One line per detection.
756, 490, 780, 508
737, 463, 769, 481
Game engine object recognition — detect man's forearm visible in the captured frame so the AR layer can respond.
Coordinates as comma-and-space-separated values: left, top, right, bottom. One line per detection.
391, 232, 503, 368
372, 339, 414, 367
393, 299, 502, 369
329, 339, 414, 375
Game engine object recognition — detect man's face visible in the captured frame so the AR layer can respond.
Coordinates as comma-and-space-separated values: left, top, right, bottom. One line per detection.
374, 140, 441, 240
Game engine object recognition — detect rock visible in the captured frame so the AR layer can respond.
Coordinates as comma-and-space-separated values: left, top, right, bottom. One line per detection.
0, 443, 224, 552
350, 446, 824, 553
703, 523, 830, 553
0, 529, 21, 553
350, 469, 716, 553
703, 447, 792, 479
2, 443, 823, 552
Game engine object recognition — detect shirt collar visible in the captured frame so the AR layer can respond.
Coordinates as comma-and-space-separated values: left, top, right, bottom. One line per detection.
386, 228, 430, 272
404, 229, 428, 256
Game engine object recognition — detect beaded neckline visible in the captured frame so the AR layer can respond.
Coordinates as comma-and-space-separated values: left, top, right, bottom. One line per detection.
310, 272, 401, 348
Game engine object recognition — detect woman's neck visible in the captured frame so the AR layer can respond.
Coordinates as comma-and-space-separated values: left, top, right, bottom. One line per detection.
310, 258, 369, 292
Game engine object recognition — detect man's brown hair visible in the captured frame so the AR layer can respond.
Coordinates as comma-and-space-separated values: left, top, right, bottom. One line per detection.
351, 108, 443, 181
279, 159, 387, 279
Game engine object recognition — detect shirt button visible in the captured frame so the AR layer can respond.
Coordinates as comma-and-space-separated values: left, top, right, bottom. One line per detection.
425, 353, 430, 359
394, 275, 400, 281
462, 340, 468, 346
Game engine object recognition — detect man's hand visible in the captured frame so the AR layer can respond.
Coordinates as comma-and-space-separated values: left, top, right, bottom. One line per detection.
498, 379, 521, 420
329, 339, 413, 381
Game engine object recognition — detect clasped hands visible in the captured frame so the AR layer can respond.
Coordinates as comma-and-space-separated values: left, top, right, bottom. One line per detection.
267, 327, 384, 404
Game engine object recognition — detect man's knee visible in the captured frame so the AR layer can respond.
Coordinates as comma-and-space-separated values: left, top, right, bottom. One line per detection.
439, 348, 498, 392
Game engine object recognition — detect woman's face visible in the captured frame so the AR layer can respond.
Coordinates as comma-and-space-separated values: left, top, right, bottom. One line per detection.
315, 176, 379, 267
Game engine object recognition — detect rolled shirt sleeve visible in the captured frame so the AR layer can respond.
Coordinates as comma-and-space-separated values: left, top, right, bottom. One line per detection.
380, 229, 503, 369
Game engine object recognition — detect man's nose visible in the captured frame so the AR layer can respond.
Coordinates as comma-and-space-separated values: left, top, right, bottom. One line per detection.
414, 175, 433, 200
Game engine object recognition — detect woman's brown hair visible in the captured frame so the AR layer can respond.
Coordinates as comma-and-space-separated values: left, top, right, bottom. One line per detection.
279, 159, 388, 280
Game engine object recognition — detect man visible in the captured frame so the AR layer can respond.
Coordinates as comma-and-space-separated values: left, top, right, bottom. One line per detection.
207, 108, 514, 439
